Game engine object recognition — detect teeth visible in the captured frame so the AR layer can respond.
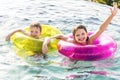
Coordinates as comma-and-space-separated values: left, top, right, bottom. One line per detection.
79, 39, 84, 41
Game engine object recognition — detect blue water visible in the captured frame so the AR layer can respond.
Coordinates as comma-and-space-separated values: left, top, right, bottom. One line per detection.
0, 0, 120, 80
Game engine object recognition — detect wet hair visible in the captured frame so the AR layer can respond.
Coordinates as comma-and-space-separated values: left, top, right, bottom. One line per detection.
30, 22, 42, 32
72, 25, 89, 41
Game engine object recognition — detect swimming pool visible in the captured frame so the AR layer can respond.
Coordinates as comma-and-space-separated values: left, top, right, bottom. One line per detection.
0, 0, 120, 80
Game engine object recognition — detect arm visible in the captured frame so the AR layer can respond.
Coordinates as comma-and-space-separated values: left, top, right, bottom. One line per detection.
42, 34, 69, 54
50, 34, 68, 41
90, 2, 118, 43
5, 29, 29, 41
42, 37, 50, 54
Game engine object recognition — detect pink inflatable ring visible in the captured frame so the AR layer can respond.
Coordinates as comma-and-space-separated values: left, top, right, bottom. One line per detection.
57, 32, 117, 61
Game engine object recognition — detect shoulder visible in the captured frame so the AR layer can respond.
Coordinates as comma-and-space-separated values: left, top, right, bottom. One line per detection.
21, 30, 30, 36
66, 38, 75, 43
87, 37, 94, 45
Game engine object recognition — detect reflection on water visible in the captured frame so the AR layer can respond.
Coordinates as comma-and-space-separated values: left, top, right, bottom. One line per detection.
0, 0, 120, 80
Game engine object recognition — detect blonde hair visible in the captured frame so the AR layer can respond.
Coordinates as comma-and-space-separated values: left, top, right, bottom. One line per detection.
30, 22, 42, 32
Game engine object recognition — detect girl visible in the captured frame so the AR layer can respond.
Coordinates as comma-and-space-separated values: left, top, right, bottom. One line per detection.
51, 3, 118, 66
51, 3, 118, 45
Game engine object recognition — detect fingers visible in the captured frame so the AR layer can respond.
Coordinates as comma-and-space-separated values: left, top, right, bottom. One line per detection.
109, 2, 118, 16
5, 35, 10, 41
113, 2, 118, 10
113, 2, 117, 6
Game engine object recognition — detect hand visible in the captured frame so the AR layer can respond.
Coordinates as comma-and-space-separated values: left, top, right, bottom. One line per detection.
5, 34, 11, 41
110, 2, 118, 16
5, 29, 23, 41
42, 37, 50, 54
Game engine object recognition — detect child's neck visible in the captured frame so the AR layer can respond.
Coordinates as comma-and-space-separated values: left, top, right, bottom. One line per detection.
31, 36, 40, 39
74, 41, 87, 45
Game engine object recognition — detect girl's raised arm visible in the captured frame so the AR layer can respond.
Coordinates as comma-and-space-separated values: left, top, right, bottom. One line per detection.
90, 2, 118, 43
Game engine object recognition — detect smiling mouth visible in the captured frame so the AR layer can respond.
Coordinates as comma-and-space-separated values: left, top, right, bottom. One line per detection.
78, 38, 85, 41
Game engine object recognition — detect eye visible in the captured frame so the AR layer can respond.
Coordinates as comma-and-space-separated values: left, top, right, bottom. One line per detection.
76, 34, 80, 37
31, 31, 33, 33
82, 33, 85, 35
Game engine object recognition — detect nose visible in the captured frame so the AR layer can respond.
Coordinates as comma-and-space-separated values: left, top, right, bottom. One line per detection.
31, 32, 36, 36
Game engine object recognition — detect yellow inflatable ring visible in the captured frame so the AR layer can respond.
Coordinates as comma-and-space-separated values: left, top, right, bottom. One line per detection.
11, 24, 62, 52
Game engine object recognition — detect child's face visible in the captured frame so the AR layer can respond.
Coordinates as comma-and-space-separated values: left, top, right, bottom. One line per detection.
74, 29, 88, 44
30, 27, 41, 39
